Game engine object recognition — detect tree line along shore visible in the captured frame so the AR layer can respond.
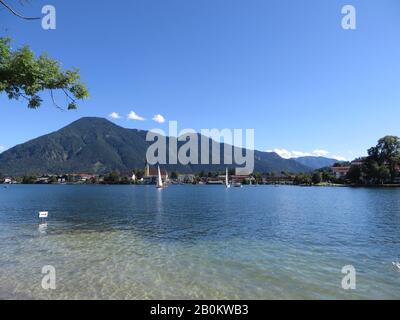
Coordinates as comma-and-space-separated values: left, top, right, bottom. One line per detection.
1, 136, 400, 187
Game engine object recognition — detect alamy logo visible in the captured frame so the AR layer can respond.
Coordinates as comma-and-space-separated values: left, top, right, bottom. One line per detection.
146, 121, 255, 175
42, 5, 56, 30
341, 265, 356, 290
41, 265, 56, 290
342, 5, 356, 30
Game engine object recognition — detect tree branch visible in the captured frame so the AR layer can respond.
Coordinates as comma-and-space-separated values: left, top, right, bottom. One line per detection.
62, 88, 77, 103
50, 90, 66, 112
0, 0, 40, 20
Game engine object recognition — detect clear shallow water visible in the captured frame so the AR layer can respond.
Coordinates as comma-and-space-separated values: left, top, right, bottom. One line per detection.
0, 185, 400, 300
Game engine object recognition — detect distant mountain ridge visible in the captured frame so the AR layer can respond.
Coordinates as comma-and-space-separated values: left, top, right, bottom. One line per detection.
0, 117, 312, 175
293, 156, 341, 170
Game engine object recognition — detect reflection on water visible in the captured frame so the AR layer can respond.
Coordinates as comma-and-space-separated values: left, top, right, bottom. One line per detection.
155, 188, 164, 216
38, 223, 48, 235
0, 185, 400, 299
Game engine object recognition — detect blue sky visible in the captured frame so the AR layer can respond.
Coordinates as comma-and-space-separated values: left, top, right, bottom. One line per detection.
1, 0, 400, 160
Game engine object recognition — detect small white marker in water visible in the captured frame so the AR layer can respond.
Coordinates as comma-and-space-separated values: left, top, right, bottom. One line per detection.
39, 211, 49, 224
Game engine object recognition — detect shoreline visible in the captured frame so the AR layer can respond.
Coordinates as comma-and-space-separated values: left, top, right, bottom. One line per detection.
3, 183, 400, 188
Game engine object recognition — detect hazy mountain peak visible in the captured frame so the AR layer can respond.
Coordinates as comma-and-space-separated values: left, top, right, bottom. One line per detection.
293, 156, 340, 170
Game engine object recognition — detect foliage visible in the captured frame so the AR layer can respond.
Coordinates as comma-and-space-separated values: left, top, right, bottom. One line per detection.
253, 172, 263, 184
346, 165, 362, 184
321, 171, 334, 183
134, 169, 145, 180
198, 170, 205, 178
0, 37, 89, 110
120, 176, 131, 185
342, 136, 400, 185
366, 136, 400, 183
293, 173, 312, 185
103, 171, 121, 184
48, 176, 58, 184
332, 162, 350, 167
311, 172, 322, 184
22, 175, 37, 184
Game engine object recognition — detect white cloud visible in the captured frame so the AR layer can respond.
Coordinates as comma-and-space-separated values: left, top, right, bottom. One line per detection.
0, 145, 6, 153
267, 148, 295, 159
127, 111, 146, 121
312, 149, 330, 157
331, 155, 347, 161
291, 150, 313, 158
152, 114, 166, 124
268, 148, 346, 161
109, 112, 121, 119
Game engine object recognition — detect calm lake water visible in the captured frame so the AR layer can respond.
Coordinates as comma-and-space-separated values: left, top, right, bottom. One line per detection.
0, 185, 400, 300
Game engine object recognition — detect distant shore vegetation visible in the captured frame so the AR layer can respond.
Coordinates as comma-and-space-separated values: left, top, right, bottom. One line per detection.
292, 135, 400, 187
1, 136, 400, 187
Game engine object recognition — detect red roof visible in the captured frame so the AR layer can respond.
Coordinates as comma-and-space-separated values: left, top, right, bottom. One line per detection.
147, 167, 168, 176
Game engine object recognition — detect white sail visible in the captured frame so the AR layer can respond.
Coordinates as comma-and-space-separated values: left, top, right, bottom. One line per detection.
157, 166, 163, 188
226, 168, 230, 188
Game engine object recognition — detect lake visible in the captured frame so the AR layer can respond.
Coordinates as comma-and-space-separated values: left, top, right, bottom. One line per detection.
0, 185, 399, 300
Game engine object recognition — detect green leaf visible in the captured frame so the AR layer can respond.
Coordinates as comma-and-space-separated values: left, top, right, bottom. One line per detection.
0, 37, 89, 110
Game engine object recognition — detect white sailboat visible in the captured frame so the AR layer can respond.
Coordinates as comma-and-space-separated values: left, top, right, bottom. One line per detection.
225, 168, 231, 188
164, 170, 170, 188
156, 166, 164, 189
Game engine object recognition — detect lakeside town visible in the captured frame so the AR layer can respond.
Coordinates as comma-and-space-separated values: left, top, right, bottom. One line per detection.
2, 135, 400, 187
2, 155, 400, 187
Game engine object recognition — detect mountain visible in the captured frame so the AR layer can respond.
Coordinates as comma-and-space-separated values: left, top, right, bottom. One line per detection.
0, 117, 312, 175
293, 156, 340, 170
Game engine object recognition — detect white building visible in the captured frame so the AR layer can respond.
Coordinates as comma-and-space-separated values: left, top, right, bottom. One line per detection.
331, 166, 351, 179
178, 174, 196, 184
